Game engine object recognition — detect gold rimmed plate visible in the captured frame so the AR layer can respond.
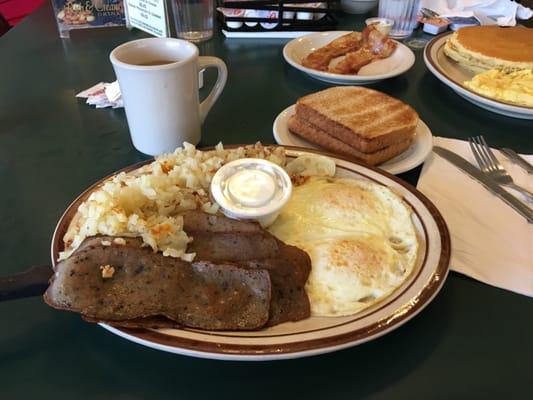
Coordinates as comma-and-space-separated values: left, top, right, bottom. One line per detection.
51, 146, 450, 361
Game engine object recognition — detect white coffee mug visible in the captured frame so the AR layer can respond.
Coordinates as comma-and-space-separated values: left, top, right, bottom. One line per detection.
110, 38, 227, 156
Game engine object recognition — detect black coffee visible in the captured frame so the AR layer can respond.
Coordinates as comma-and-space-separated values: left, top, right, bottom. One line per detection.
137, 59, 176, 66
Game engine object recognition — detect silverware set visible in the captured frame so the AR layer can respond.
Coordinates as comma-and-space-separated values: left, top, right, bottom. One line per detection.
468, 136, 533, 203
434, 136, 533, 223
500, 148, 533, 174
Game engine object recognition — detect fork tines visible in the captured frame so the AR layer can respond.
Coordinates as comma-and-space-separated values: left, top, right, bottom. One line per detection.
468, 135, 501, 173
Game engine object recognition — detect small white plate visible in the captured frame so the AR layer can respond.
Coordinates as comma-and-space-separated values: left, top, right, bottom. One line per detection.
424, 32, 533, 120
283, 31, 416, 85
272, 105, 433, 175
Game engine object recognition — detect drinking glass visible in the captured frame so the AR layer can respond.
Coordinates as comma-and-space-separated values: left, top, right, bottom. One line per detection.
378, 0, 420, 39
171, 0, 214, 43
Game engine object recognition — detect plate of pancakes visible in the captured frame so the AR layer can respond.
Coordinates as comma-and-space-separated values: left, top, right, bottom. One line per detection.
273, 87, 434, 175
47, 144, 450, 361
284, 30, 416, 85
424, 26, 533, 119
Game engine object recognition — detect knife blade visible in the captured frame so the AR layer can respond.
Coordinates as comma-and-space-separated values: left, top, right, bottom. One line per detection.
433, 146, 533, 224
500, 148, 533, 174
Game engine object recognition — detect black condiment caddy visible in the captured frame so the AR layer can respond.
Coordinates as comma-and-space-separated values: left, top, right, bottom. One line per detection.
217, 0, 338, 33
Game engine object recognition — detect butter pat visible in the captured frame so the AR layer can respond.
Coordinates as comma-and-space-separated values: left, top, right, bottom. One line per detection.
210, 159, 292, 227
227, 169, 277, 207
365, 17, 393, 36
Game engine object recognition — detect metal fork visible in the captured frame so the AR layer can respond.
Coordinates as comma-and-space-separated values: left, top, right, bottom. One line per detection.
469, 136, 533, 204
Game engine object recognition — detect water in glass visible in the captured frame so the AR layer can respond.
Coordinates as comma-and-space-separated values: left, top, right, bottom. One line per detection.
172, 0, 214, 42
378, 0, 420, 39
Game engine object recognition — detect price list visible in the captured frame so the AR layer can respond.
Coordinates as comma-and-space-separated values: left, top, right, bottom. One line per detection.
125, 0, 169, 37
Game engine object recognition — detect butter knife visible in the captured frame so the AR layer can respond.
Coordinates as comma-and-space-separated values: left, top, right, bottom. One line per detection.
500, 148, 533, 174
433, 146, 533, 223
0, 265, 52, 301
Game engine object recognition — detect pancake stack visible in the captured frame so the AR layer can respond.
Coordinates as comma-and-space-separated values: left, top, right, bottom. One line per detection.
444, 26, 533, 72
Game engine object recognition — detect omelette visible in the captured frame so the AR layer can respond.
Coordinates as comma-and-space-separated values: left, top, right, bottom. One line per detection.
464, 68, 533, 108
268, 176, 418, 317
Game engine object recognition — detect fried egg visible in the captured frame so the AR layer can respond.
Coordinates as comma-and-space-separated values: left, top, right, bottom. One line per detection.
268, 176, 419, 316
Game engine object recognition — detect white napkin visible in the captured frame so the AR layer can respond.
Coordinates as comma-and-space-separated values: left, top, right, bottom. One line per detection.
420, 0, 533, 26
76, 81, 124, 109
417, 137, 533, 297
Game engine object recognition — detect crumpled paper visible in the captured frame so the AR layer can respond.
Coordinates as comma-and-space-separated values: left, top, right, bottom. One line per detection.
76, 81, 123, 108
420, 0, 533, 26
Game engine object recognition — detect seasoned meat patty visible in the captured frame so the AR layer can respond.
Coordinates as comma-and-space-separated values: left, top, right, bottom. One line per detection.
46, 212, 312, 330
45, 236, 271, 330
183, 211, 311, 326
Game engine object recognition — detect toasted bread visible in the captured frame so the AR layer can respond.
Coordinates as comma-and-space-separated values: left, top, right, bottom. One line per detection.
296, 87, 418, 153
288, 115, 412, 166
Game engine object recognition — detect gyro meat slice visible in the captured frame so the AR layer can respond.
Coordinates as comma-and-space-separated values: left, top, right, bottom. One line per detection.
182, 210, 264, 234
240, 243, 311, 326
45, 236, 271, 330
185, 214, 312, 327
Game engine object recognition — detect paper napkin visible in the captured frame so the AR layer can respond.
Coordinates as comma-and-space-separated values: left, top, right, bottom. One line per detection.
417, 137, 533, 297
420, 0, 533, 26
75, 73, 204, 109
76, 81, 123, 109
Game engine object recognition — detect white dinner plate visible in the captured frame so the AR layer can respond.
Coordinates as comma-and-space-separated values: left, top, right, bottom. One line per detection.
424, 32, 533, 120
272, 105, 433, 175
283, 31, 416, 85
51, 146, 450, 361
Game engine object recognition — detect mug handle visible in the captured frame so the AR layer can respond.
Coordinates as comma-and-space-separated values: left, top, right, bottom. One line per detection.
198, 56, 228, 124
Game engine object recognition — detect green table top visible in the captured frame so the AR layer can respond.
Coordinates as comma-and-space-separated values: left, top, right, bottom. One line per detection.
1, 3, 532, 399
